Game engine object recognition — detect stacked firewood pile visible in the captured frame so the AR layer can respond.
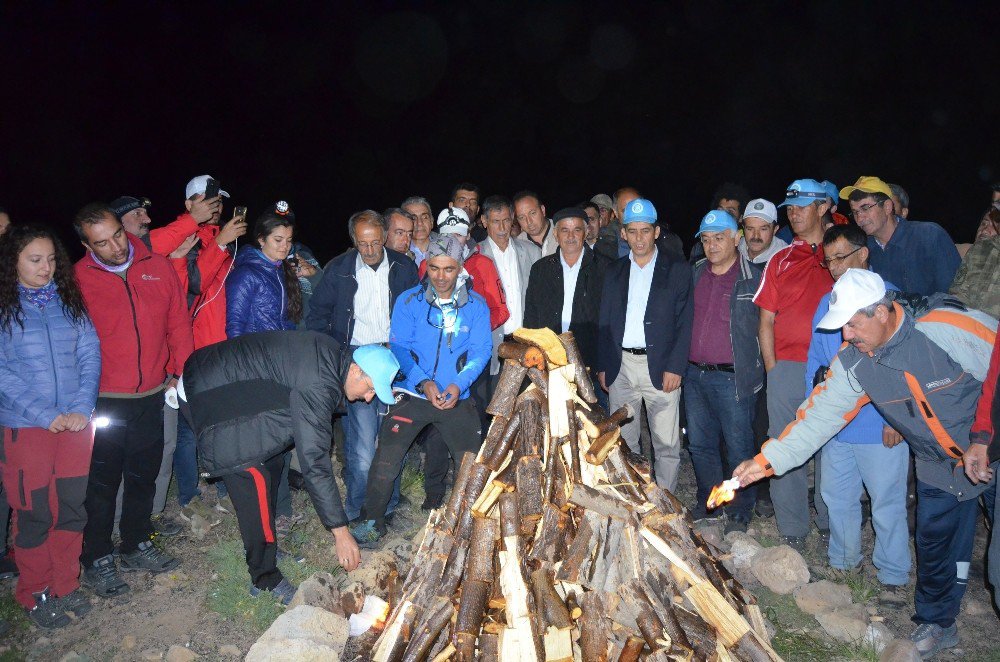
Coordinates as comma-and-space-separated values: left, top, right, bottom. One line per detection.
370, 328, 781, 661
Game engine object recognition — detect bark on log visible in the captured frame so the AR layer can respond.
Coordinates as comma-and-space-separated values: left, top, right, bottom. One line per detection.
478, 415, 509, 465
557, 331, 598, 404
515, 456, 544, 532
466, 516, 499, 584
487, 360, 528, 418
567, 482, 632, 520
455, 462, 493, 541
441, 453, 477, 531
437, 541, 469, 599
565, 400, 583, 483
498, 492, 521, 542
477, 632, 498, 660
402, 596, 456, 662
527, 504, 569, 565
526, 367, 548, 396
555, 511, 597, 584
498, 341, 546, 370
516, 395, 546, 457
484, 409, 523, 472
530, 567, 573, 631
617, 636, 645, 662
578, 591, 610, 662
454, 578, 491, 661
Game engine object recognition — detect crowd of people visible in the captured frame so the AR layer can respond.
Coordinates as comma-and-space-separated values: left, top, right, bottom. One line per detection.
0, 177, 998, 659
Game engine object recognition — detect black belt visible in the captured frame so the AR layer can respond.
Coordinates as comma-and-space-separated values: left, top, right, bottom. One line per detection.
689, 361, 734, 373
622, 347, 647, 355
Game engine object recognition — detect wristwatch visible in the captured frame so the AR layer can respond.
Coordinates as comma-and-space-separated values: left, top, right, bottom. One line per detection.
416, 379, 431, 395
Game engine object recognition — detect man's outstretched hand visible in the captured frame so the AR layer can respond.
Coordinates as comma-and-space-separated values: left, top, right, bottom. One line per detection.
733, 458, 768, 487
332, 526, 361, 571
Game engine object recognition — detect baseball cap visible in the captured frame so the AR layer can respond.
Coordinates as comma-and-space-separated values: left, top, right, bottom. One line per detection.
741, 198, 777, 224
426, 235, 465, 265
778, 179, 828, 208
822, 180, 839, 202
109, 196, 151, 220
696, 210, 738, 236
185, 175, 231, 200
590, 194, 613, 210
352, 344, 400, 405
436, 207, 470, 236
552, 207, 588, 224
622, 198, 657, 225
839, 176, 893, 200
817, 269, 887, 330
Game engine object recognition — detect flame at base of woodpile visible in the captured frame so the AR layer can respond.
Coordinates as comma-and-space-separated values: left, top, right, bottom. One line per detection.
370, 329, 782, 662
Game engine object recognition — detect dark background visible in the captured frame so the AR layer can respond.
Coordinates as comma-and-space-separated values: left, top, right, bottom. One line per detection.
2, 2, 997, 262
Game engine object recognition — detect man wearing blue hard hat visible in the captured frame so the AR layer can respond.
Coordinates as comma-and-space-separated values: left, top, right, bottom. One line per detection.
178, 332, 401, 605
598, 198, 694, 492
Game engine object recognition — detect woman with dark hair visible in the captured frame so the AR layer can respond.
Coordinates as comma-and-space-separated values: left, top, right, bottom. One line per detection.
225, 201, 303, 337
0, 225, 100, 628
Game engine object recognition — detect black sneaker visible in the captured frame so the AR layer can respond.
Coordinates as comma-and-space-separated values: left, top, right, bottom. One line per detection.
119, 540, 180, 574
0, 553, 19, 580
82, 555, 130, 598
250, 578, 297, 606
26, 589, 71, 629
349, 519, 385, 550
878, 584, 908, 609
754, 498, 775, 519
55, 589, 92, 618
151, 514, 183, 537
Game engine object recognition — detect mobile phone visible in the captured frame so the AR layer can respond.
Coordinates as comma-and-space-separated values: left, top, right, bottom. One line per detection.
203, 178, 220, 200
234, 205, 247, 221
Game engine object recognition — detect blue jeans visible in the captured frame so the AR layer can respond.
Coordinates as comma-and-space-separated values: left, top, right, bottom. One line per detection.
914, 480, 978, 628
684, 365, 757, 523
343, 397, 399, 521
174, 416, 202, 507
821, 439, 910, 585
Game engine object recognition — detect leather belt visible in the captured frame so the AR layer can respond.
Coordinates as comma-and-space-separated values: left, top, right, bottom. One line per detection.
622, 347, 647, 355
689, 361, 735, 373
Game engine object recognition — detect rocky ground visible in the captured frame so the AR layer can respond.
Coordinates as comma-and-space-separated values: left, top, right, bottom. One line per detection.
0, 445, 996, 661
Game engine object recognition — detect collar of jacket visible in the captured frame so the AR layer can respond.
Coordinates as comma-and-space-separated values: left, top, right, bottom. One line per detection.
421, 279, 471, 308
693, 253, 755, 282
871, 302, 911, 364
85, 232, 153, 271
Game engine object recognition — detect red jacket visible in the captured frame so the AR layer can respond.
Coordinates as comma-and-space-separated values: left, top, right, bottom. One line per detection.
149, 213, 200, 256
75, 235, 194, 394
418, 246, 510, 330
167, 225, 234, 349
971, 331, 1000, 453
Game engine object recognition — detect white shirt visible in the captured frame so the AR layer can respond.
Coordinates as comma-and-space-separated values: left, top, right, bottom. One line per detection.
622, 248, 658, 348
560, 251, 583, 333
490, 238, 523, 334
350, 250, 391, 345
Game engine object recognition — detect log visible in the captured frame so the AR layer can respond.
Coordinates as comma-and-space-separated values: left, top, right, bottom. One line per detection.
498, 492, 521, 542
578, 591, 610, 662
431, 643, 456, 662
617, 636, 645, 662
530, 566, 573, 631
527, 505, 569, 566
517, 394, 546, 457
466, 516, 499, 584
513, 327, 568, 366
437, 541, 469, 599
402, 596, 455, 662
565, 400, 583, 483
672, 607, 717, 660
564, 590, 582, 620
498, 341, 546, 369
454, 578, 490, 659
484, 409, 523, 472
555, 511, 597, 584
557, 331, 598, 403
577, 403, 634, 439
487, 360, 528, 418
526, 367, 548, 396
455, 462, 493, 541
441, 453, 477, 531
478, 415, 509, 464
567, 482, 632, 520
601, 447, 648, 505
515, 455, 544, 532
372, 600, 417, 662
477, 632, 498, 660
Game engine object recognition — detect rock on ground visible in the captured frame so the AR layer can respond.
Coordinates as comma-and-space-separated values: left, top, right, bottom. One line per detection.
245, 605, 350, 662
865, 622, 894, 653
815, 604, 869, 642
164, 645, 199, 662
878, 639, 923, 662
793, 580, 853, 615
725, 531, 763, 569
749, 544, 810, 594
287, 572, 352, 614
349, 550, 398, 598
217, 644, 242, 657
694, 520, 725, 550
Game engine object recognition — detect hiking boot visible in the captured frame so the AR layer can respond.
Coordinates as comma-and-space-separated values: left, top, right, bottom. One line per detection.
910, 622, 958, 658
151, 514, 182, 537
82, 554, 130, 597
754, 498, 775, 519
180, 497, 223, 527
250, 578, 297, 606
349, 519, 385, 550
119, 540, 180, 574
878, 584, 908, 609
0, 553, 19, 580
26, 589, 70, 629
55, 589, 92, 617
781, 536, 807, 553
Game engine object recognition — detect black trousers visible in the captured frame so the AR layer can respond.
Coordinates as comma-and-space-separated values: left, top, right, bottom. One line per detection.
364, 396, 482, 527
223, 453, 285, 590
82, 393, 164, 565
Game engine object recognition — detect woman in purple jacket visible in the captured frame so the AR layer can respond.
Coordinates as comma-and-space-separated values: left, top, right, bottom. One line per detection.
0, 225, 100, 629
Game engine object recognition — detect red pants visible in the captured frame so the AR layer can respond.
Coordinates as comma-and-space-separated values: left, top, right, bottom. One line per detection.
1, 426, 93, 609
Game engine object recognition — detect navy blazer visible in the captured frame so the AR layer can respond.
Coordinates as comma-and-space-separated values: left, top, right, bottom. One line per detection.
597, 249, 693, 386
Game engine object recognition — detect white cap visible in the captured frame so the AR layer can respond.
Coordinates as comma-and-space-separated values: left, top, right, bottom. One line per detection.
817, 269, 887, 329
185, 175, 230, 200
436, 207, 470, 236
741, 198, 777, 224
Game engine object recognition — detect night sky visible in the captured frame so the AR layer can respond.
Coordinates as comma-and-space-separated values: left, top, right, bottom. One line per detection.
2, 3, 997, 262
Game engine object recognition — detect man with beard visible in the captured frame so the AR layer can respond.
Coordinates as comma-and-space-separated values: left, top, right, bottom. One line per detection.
738, 199, 787, 264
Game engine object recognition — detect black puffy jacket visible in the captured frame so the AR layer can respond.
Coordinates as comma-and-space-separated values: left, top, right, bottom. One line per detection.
181, 331, 352, 530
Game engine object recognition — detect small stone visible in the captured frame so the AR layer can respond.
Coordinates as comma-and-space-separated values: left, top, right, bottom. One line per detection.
726, 532, 764, 569
694, 521, 726, 550
140, 651, 163, 662
750, 545, 810, 594
59, 652, 88, 662
122, 635, 138, 651
246, 605, 350, 662
793, 580, 853, 615
165, 645, 199, 662
815, 604, 869, 642
36, 637, 52, 647
865, 622, 894, 653
218, 644, 242, 657
190, 514, 211, 541
878, 639, 922, 662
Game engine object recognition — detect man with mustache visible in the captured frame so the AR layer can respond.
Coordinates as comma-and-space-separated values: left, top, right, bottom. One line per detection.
738, 198, 786, 264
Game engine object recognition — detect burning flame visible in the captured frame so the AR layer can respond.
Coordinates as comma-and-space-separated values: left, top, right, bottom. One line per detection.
706, 478, 740, 510
348, 595, 391, 636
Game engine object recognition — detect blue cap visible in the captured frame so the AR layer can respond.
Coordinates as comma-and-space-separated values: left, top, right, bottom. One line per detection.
352, 344, 400, 405
778, 179, 828, 207
623, 198, 657, 225
696, 210, 738, 236
821, 180, 838, 203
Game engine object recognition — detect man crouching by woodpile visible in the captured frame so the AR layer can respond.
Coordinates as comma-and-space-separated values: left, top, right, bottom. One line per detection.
351, 235, 492, 547
178, 332, 401, 605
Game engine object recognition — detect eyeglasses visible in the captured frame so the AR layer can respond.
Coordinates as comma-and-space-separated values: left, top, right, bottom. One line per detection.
355, 241, 383, 251
427, 300, 459, 331
849, 200, 885, 219
821, 246, 863, 268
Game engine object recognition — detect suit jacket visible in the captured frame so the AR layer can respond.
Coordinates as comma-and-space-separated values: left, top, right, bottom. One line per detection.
523, 246, 606, 370
598, 249, 694, 386
477, 237, 541, 373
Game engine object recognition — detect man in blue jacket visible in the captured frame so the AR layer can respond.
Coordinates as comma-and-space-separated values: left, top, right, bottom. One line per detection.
304, 210, 418, 522
353, 236, 491, 542
598, 199, 693, 492
805, 224, 910, 607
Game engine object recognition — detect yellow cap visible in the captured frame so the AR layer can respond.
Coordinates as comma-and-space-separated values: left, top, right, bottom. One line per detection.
839, 176, 892, 200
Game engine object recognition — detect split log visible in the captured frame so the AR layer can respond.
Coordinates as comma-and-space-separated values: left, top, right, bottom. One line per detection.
487, 360, 528, 418
577, 402, 634, 439
530, 567, 573, 630
484, 409, 523, 471
584, 429, 623, 466
601, 447, 647, 505
401, 595, 456, 662
566, 400, 583, 483
477, 632, 498, 660
515, 456, 544, 532
498, 341, 546, 370
371, 600, 417, 662
642, 481, 687, 517
557, 331, 597, 403
672, 607, 717, 660
465, 516, 499, 584
578, 591, 610, 662
542, 626, 574, 662
441, 453, 477, 531
555, 510, 598, 583
526, 367, 548, 396
513, 327, 568, 366
567, 482, 632, 520
454, 579, 490, 660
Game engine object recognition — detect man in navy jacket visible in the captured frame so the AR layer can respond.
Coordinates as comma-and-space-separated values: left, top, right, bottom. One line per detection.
304, 210, 418, 521
598, 198, 693, 492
